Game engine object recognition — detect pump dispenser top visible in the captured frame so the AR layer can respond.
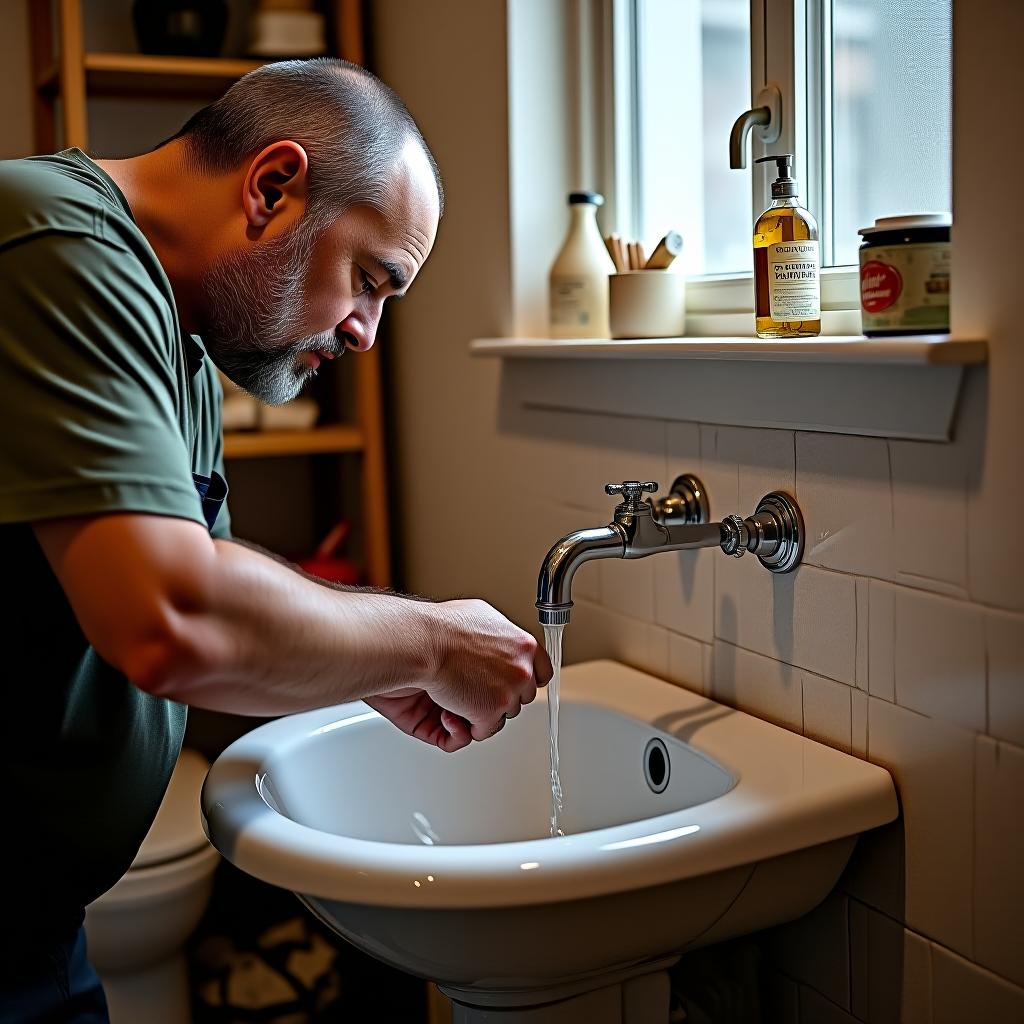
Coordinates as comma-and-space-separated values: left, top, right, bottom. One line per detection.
755, 154, 799, 198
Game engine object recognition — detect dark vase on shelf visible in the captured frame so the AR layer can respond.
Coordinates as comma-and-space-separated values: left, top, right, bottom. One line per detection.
132, 0, 230, 57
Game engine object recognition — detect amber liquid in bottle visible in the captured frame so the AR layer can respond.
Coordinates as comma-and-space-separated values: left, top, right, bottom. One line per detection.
753, 198, 821, 338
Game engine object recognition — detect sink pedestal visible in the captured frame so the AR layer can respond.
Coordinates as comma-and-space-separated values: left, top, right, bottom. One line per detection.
442, 957, 678, 1024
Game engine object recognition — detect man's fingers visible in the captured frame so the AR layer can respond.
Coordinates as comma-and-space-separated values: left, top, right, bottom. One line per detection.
520, 680, 539, 706
471, 716, 506, 742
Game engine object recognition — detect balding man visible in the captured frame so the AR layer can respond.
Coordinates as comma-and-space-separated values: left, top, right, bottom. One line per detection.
0, 58, 550, 1019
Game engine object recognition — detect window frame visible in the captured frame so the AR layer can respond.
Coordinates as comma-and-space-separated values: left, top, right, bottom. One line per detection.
592, 0, 861, 323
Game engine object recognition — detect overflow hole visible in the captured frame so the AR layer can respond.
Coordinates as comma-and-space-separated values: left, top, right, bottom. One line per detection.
644, 737, 670, 794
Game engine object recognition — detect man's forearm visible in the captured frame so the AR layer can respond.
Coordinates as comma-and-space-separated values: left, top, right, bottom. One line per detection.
145, 537, 448, 715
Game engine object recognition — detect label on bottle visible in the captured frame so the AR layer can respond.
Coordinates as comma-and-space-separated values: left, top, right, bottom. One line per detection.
549, 274, 609, 337
767, 240, 820, 321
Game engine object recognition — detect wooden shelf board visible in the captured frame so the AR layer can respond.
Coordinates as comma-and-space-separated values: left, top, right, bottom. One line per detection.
223, 425, 365, 460
80, 52, 264, 97
471, 335, 988, 366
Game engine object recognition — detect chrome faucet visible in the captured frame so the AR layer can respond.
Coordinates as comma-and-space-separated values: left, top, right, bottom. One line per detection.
536, 476, 804, 625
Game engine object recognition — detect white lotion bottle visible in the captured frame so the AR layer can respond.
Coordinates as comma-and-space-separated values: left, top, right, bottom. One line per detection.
549, 191, 614, 338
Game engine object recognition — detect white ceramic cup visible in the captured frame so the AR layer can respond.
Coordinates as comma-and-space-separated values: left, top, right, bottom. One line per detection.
608, 271, 686, 339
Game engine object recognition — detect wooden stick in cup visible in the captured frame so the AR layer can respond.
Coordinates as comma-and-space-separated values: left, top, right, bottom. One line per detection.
636, 242, 647, 269
605, 233, 626, 273
644, 230, 683, 270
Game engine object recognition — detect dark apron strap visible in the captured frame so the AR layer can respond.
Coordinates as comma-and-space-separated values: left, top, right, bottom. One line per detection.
191, 471, 229, 533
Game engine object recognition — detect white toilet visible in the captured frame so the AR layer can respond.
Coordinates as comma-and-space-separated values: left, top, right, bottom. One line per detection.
85, 749, 220, 1024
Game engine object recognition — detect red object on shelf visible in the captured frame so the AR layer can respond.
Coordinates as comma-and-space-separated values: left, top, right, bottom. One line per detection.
297, 521, 361, 585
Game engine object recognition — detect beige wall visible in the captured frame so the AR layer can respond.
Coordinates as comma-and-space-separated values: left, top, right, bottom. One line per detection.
374, 0, 1024, 1019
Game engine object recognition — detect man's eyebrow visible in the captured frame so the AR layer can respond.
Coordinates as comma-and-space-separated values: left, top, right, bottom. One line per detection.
377, 258, 409, 291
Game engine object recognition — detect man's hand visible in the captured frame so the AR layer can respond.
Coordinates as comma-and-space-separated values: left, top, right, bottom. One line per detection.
368, 599, 553, 752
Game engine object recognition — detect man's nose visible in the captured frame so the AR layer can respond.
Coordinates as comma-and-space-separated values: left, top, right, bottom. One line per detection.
340, 313, 380, 353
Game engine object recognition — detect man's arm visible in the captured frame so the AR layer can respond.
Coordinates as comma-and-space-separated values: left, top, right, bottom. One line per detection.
34, 512, 549, 749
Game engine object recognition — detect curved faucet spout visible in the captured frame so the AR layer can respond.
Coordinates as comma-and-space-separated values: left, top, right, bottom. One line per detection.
536, 525, 625, 625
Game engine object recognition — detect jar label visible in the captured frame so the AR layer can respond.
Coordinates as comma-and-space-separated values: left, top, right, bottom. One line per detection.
861, 260, 903, 312
767, 241, 821, 321
859, 242, 949, 333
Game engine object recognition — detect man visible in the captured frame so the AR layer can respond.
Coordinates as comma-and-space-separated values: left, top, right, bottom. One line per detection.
0, 58, 550, 1019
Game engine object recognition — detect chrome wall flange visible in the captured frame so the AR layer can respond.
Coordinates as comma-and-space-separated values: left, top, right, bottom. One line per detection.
751, 491, 804, 573
656, 474, 710, 526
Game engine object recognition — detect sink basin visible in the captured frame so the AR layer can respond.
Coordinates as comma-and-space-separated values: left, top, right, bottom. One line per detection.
203, 660, 897, 1022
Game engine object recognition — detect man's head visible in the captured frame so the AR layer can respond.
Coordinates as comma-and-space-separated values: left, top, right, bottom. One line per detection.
172, 59, 442, 404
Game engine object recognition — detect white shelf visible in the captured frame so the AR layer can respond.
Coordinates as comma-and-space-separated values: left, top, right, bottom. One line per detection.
470, 335, 987, 365
473, 335, 987, 442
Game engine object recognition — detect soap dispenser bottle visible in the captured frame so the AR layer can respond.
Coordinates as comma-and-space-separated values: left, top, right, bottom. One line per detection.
549, 191, 615, 339
752, 154, 821, 338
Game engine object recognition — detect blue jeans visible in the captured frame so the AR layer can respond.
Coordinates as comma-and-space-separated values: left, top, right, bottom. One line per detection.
0, 928, 108, 1024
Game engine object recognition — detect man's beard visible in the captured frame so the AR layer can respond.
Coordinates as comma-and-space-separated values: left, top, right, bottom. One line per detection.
200, 219, 343, 405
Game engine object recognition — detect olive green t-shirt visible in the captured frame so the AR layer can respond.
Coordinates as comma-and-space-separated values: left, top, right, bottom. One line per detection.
0, 148, 230, 939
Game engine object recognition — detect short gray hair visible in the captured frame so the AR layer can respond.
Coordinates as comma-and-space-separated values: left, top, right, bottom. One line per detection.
172, 58, 443, 226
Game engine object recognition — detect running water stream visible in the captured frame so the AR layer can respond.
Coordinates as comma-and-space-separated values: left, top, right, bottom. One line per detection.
542, 623, 565, 837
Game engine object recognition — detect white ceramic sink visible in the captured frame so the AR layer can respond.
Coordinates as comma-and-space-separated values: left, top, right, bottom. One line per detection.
203, 660, 897, 1022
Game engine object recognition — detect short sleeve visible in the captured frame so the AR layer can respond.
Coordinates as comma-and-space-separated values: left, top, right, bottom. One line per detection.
0, 233, 207, 528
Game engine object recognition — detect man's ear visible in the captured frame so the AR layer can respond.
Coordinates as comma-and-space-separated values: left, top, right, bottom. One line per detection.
242, 141, 310, 232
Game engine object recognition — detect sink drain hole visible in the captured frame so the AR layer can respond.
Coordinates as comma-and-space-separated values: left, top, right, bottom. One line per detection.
644, 738, 670, 793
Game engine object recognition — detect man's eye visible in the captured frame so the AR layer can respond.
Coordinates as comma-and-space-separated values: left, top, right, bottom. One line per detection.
358, 269, 374, 295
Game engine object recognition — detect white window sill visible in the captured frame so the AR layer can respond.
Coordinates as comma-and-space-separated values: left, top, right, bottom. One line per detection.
471, 335, 986, 441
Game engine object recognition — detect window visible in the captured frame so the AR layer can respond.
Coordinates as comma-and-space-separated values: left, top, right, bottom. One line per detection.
605, 0, 953, 314
634, 0, 752, 276
826, 0, 952, 266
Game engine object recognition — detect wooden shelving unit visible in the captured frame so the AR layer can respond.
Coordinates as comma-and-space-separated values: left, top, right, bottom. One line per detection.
223, 425, 365, 461
37, 52, 267, 97
28, 0, 393, 587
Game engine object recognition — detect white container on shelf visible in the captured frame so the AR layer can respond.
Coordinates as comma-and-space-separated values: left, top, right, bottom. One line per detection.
609, 271, 686, 339
549, 192, 615, 339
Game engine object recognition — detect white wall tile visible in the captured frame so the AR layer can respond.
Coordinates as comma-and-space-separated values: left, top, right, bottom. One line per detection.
599, 553, 655, 622
767, 892, 850, 1009
868, 699, 974, 957
893, 588, 985, 731
795, 432, 894, 579
711, 640, 803, 731
666, 632, 706, 694
792, 568, 858, 685
701, 641, 714, 694
512, 409, 669, 516
840, 820, 905, 922
666, 420, 702, 480
716, 558, 857, 685
852, 689, 868, 758
902, 930, 933, 1024
653, 422, 717, 641
868, 581, 896, 701
974, 736, 1024, 987
856, 577, 869, 690
653, 549, 715, 642
932, 944, 1024, 1024
891, 438, 969, 598
762, 970, 800, 1024
717, 425, 795, 514
798, 987, 858, 1024
698, 424, 738, 514
803, 672, 853, 753
987, 609, 1024, 747
849, 899, 903, 1023
562, 599, 669, 678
